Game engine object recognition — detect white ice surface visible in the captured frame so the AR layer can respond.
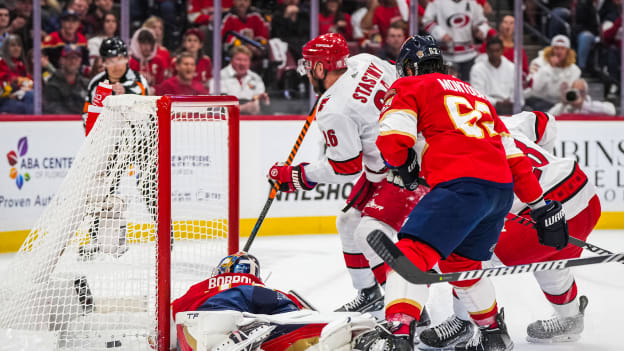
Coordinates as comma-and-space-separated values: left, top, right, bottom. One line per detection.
0, 230, 622, 350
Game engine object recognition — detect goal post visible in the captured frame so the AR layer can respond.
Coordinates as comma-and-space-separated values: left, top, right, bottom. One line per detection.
0, 95, 240, 351
156, 95, 240, 350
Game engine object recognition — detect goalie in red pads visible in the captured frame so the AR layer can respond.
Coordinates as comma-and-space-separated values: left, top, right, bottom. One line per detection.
171, 252, 379, 351
365, 35, 569, 351
266, 33, 428, 316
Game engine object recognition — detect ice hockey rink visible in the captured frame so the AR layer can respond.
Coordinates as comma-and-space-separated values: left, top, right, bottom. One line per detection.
0, 229, 622, 350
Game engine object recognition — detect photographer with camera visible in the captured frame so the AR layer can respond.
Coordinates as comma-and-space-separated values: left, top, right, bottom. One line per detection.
548, 78, 616, 116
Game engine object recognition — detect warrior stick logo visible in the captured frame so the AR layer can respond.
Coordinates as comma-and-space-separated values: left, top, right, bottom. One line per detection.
545, 210, 565, 227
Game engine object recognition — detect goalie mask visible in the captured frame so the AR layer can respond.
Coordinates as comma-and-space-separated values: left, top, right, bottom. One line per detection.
216, 252, 261, 278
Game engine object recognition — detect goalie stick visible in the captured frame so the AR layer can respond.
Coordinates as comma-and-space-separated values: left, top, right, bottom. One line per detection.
366, 230, 624, 285
243, 99, 320, 252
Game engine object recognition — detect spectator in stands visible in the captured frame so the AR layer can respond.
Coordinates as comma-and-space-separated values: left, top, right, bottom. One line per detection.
142, 16, 171, 69
84, 0, 119, 38
221, 0, 269, 58
129, 27, 167, 88
25, 48, 56, 83
479, 15, 528, 80
548, 78, 616, 115
0, 5, 11, 48
67, 0, 88, 25
422, 0, 492, 81
599, 14, 621, 102
130, 0, 179, 50
271, 0, 309, 61
546, 0, 573, 38
9, 0, 34, 51
171, 28, 212, 89
470, 36, 518, 115
525, 34, 581, 110
212, 45, 269, 115
572, 0, 600, 73
42, 10, 88, 69
41, 0, 61, 35
187, 0, 233, 27
88, 11, 117, 67
361, 0, 415, 45
156, 52, 209, 95
319, 0, 353, 41
350, 0, 372, 42
0, 34, 33, 113
270, 0, 310, 97
377, 20, 406, 62
43, 44, 89, 114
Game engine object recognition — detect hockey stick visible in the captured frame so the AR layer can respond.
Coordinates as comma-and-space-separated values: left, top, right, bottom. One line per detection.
505, 213, 618, 257
366, 230, 624, 285
243, 99, 320, 252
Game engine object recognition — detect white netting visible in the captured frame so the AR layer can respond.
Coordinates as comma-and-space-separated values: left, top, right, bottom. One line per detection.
0, 95, 237, 350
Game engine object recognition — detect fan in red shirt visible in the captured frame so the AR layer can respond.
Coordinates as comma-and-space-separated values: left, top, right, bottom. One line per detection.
187, 0, 234, 26
221, 0, 269, 48
156, 52, 209, 95
128, 27, 167, 87
142, 16, 171, 69
42, 10, 88, 69
360, 0, 424, 44
319, 0, 353, 41
170, 28, 212, 89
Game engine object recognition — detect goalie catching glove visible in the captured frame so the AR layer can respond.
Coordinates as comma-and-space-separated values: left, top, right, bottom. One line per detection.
530, 200, 569, 250
267, 162, 317, 193
386, 148, 427, 191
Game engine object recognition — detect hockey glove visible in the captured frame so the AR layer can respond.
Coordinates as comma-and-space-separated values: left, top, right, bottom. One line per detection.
267, 162, 317, 193
386, 148, 427, 191
529, 200, 569, 250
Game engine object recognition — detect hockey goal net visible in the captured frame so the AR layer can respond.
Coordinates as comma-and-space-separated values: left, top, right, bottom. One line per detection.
0, 95, 239, 350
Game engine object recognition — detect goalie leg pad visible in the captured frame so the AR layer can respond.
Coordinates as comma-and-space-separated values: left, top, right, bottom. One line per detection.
317, 314, 377, 351
213, 318, 276, 351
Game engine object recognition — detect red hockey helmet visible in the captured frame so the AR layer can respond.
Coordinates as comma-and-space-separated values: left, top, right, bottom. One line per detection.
298, 33, 349, 76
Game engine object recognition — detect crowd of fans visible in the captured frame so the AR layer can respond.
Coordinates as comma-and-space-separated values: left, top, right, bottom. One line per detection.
0, 0, 621, 115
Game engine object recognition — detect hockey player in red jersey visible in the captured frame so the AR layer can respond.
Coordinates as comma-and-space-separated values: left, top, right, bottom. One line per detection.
266, 33, 429, 316
419, 111, 601, 348
362, 35, 569, 351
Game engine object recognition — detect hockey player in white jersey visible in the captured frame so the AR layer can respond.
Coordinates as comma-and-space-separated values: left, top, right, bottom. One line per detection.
418, 111, 601, 349
267, 33, 428, 317
422, 0, 492, 81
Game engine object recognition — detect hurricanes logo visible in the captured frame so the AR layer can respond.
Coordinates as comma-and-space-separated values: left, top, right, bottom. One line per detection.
446, 14, 471, 29
6, 136, 31, 190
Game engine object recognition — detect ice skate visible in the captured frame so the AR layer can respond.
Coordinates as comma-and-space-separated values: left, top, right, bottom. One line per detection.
418, 315, 474, 350
455, 309, 513, 351
335, 284, 383, 312
526, 295, 588, 343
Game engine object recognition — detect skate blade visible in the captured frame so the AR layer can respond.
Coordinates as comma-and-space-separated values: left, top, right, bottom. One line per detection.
526, 334, 581, 344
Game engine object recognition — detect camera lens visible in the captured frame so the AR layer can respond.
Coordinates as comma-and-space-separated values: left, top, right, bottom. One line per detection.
565, 90, 578, 102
